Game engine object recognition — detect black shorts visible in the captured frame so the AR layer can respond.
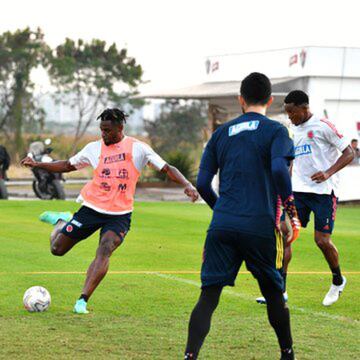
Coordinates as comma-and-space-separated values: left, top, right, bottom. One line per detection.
294, 191, 337, 234
60, 206, 131, 241
201, 229, 284, 291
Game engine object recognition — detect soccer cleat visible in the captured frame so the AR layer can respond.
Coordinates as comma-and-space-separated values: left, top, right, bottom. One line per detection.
73, 299, 89, 314
39, 211, 72, 225
322, 276, 347, 306
256, 292, 288, 305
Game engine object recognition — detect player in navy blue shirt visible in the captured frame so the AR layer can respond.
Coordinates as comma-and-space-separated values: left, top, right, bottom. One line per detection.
184, 73, 301, 360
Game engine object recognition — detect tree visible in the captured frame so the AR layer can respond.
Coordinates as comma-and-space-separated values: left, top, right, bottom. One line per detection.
47, 38, 143, 154
0, 28, 47, 156
144, 100, 207, 155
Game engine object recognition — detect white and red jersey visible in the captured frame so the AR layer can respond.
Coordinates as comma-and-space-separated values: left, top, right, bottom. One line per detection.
69, 136, 166, 214
291, 115, 348, 195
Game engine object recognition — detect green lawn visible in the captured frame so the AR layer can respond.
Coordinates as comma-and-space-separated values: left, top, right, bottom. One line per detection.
0, 201, 359, 359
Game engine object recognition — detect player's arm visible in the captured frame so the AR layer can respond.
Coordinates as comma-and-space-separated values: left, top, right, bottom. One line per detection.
311, 146, 354, 183
271, 126, 300, 244
195, 133, 219, 209
160, 164, 199, 202
272, 157, 300, 244
196, 168, 218, 209
20, 157, 76, 173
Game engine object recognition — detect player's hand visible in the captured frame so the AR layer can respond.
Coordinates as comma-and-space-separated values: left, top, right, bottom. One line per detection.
311, 171, 330, 183
20, 156, 37, 168
283, 194, 301, 244
286, 216, 301, 244
184, 183, 199, 202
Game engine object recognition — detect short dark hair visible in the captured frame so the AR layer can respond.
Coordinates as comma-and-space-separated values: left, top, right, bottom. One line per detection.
284, 90, 309, 106
97, 108, 128, 124
351, 139, 358, 143
240, 72, 272, 105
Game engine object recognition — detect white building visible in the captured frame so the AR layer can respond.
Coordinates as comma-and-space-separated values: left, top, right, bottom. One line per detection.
139, 46, 360, 200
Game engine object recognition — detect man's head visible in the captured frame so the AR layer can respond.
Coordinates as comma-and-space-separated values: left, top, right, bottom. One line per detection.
97, 108, 128, 145
351, 139, 358, 150
238, 72, 273, 113
284, 90, 311, 126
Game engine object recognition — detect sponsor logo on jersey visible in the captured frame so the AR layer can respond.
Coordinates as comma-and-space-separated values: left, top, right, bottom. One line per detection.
295, 144, 312, 157
116, 169, 129, 179
101, 168, 111, 177
100, 182, 111, 192
228, 121, 259, 137
104, 153, 126, 164
118, 183, 127, 192
70, 219, 83, 227
307, 130, 314, 139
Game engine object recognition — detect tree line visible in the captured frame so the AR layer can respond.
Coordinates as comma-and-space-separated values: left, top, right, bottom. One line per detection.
0, 27, 143, 157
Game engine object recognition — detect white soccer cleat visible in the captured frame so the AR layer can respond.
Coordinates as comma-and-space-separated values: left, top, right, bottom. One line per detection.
256, 292, 288, 304
322, 276, 347, 306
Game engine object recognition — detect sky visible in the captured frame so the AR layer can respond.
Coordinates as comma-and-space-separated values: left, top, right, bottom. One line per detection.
1, 0, 360, 92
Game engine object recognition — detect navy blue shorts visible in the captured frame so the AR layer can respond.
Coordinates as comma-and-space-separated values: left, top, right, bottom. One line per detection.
293, 191, 338, 234
201, 229, 284, 291
61, 206, 131, 241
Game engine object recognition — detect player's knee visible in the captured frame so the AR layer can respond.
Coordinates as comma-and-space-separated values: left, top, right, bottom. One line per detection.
315, 234, 330, 249
98, 236, 121, 257
50, 244, 65, 256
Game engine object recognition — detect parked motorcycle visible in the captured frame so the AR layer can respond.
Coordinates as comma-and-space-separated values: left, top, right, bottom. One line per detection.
28, 139, 66, 200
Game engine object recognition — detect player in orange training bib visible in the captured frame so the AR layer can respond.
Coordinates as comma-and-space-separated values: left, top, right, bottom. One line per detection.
21, 108, 199, 314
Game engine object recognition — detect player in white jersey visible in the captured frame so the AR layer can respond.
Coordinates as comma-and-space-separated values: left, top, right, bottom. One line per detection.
284, 90, 354, 306
256, 90, 354, 306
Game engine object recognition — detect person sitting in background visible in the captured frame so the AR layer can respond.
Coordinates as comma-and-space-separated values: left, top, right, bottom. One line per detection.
350, 139, 360, 165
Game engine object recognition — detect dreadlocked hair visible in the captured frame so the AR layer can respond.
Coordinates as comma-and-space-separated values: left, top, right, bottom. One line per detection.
97, 108, 128, 124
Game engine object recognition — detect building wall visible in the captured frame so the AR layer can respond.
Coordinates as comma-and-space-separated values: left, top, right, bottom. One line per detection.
307, 77, 360, 142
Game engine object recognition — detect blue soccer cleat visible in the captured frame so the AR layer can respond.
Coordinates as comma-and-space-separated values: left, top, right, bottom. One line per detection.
73, 299, 89, 314
39, 211, 72, 225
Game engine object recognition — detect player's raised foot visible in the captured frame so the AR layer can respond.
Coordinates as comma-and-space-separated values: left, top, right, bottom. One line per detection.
73, 299, 89, 314
39, 211, 72, 225
256, 291, 288, 304
322, 276, 347, 306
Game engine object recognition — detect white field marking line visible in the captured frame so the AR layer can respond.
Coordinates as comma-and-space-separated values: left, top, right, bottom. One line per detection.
1, 271, 360, 275
154, 273, 359, 325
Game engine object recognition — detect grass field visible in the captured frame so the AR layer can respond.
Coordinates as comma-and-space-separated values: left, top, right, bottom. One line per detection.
0, 201, 359, 359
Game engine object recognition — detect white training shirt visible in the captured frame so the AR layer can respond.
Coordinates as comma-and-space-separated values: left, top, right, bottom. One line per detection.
291, 115, 348, 195
69, 136, 167, 213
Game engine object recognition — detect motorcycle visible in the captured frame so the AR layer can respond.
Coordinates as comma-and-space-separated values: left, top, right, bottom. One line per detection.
28, 139, 66, 200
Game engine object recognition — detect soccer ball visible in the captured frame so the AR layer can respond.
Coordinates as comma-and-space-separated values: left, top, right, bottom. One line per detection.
23, 286, 51, 312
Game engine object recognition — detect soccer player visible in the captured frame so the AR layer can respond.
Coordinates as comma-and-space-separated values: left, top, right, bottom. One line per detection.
184, 73, 301, 360
21, 108, 199, 314
282, 91, 354, 306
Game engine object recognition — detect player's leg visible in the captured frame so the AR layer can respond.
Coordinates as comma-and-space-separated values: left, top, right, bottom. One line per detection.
283, 193, 311, 291
81, 230, 124, 297
313, 193, 346, 305
184, 230, 241, 359
74, 213, 131, 314
258, 279, 294, 360
184, 285, 223, 360
245, 232, 294, 359
49, 206, 100, 256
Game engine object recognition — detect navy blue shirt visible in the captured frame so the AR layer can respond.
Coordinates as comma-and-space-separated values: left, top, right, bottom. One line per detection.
200, 112, 294, 237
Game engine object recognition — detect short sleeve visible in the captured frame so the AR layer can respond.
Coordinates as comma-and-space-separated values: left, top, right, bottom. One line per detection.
199, 135, 218, 174
271, 126, 295, 160
69, 143, 96, 169
321, 119, 348, 152
134, 142, 166, 171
